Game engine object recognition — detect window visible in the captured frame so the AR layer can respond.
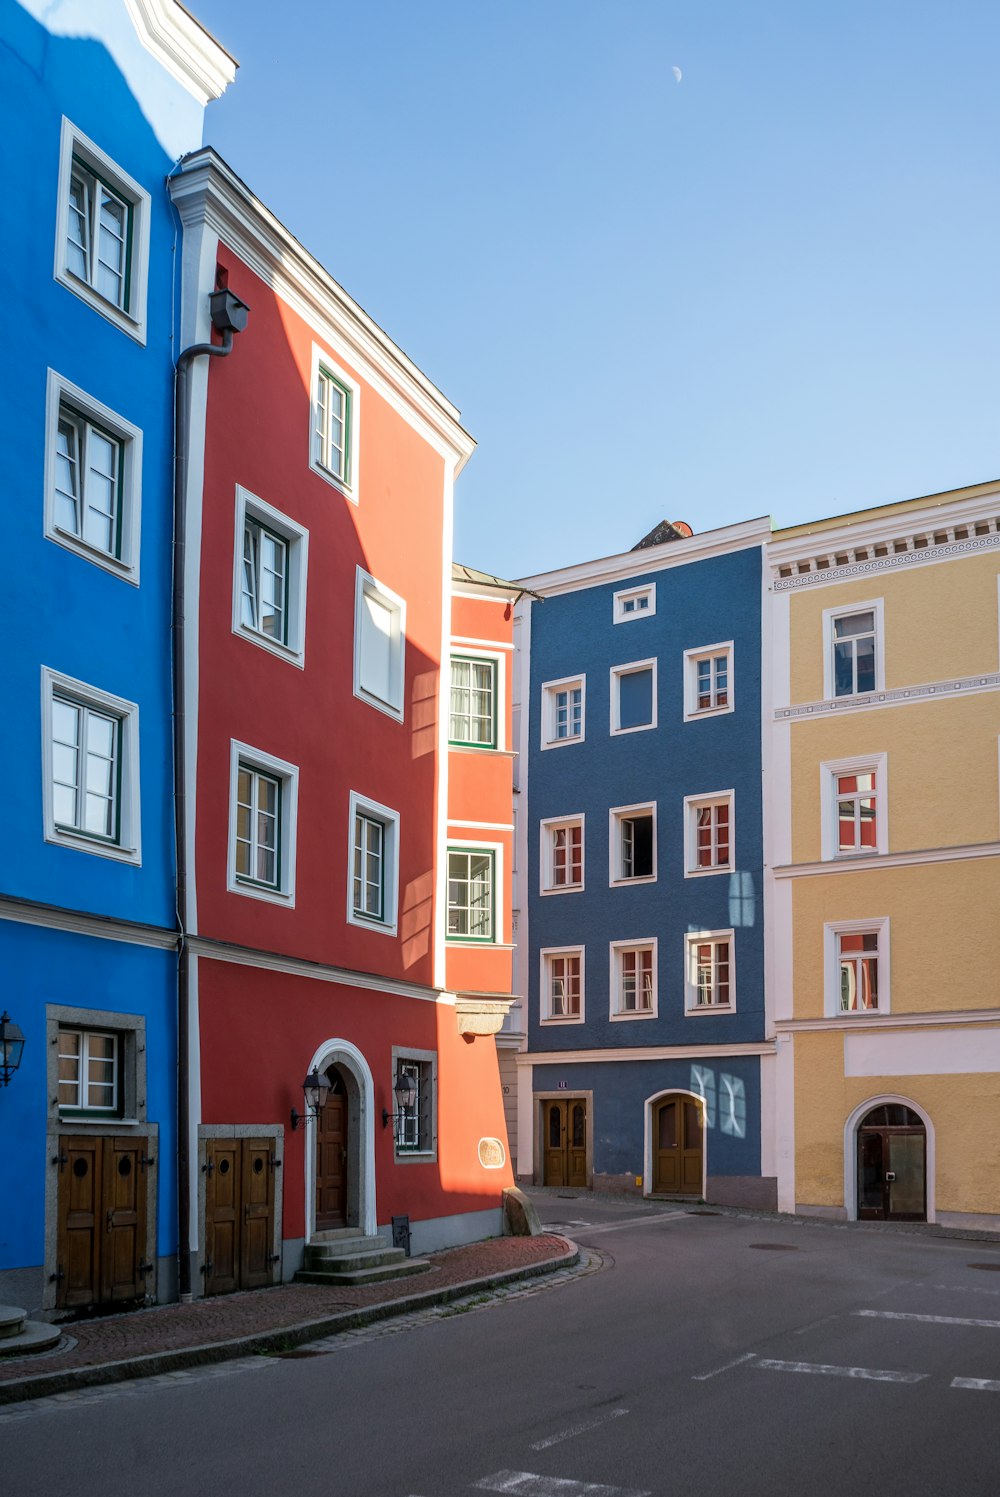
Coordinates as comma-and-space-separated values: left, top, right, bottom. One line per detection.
228, 741, 299, 904
347, 791, 400, 935
540, 948, 584, 1023
614, 584, 656, 623
610, 940, 657, 1019
541, 675, 585, 748
310, 345, 360, 496
44, 372, 142, 580
58, 1029, 120, 1115
447, 848, 495, 941
611, 660, 657, 734
391, 1048, 437, 1158
684, 791, 734, 876
684, 642, 734, 720
540, 815, 584, 894
610, 803, 656, 885
55, 120, 150, 341
450, 656, 497, 747
42, 668, 141, 864
822, 601, 884, 699
685, 931, 735, 1012
354, 568, 406, 719
825, 918, 890, 1016
232, 488, 309, 665
820, 754, 888, 860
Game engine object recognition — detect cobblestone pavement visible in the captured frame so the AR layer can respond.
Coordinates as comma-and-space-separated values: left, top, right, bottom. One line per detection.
0, 1234, 585, 1403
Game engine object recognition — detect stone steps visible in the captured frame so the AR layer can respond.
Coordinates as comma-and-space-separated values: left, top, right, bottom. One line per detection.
0, 1304, 61, 1358
295, 1235, 432, 1288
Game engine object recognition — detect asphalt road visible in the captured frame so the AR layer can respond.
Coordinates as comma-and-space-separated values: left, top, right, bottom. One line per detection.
6, 1192, 1000, 1497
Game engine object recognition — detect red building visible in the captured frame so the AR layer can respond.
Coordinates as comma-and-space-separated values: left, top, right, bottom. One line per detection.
170, 151, 513, 1294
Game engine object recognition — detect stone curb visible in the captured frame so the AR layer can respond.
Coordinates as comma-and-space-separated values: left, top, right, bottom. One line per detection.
0, 1240, 581, 1407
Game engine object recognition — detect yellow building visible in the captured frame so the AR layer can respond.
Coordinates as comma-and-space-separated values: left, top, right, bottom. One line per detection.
767, 481, 1000, 1228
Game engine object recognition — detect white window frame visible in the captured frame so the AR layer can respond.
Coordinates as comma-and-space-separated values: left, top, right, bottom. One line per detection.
609, 802, 657, 887
446, 838, 504, 945
354, 567, 406, 720
540, 946, 586, 1025
540, 674, 586, 749
54, 118, 150, 343
227, 740, 299, 906
231, 486, 309, 667
390, 1046, 437, 1160
610, 658, 658, 736
684, 929, 736, 1014
449, 650, 504, 750
824, 917, 891, 1018
57, 1027, 121, 1115
41, 667, 141, 865
683, 641, 735, 721
613, 583, 656, 624
683, 790, 735, 878
609, 938, 658, 1021
820, 753, 889, 861
539, 813, 585, 895
347, 790, 400, 936
309, 343, 361, 498
822, 599, 885, 700
43, 370, 142, 582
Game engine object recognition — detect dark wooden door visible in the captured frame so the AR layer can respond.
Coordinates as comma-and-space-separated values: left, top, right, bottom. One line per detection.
240, 1139, 276, 1288
316, 1078, 348, 1230
857, 1106, 926, 1221
542, 1100, 587, 1187
57, 1135, 148, 1309
204, 1139, 240, 1295
653, 1097, 704, 1196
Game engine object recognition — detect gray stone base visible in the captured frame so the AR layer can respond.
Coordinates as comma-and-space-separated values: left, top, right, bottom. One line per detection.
0, 1266, 43, 1319
707, 1176, 778, 1211
936, 1210, 1000, 1232
156, 1255, 176, 1306
593, 1173, 643, 1196
406, 1207, 503, 1256
796, 1203, 848, 1221
281, 1237, 306, 1281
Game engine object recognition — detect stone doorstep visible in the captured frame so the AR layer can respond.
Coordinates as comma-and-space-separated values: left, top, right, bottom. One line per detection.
295, 1257, 431, 1287
300, 1244, 409, 1272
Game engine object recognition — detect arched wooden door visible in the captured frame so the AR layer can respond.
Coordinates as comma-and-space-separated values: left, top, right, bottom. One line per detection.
653, 1095, 703, 1196
857, 1104, 926, 1221
542, 1098, 587, 1187
315, 1070, 348, 1230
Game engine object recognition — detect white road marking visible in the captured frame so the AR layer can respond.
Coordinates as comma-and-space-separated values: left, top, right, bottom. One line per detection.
569, 1212, 688, 1236
474, 1474, 650, 1497
692, 1352, 757, 1381
755, 1359, 928, 1384
531, 1407, 629, 1449
951, 1377, 1000, 1392
931, 1283, 1000, 1298
855, 1310, 1000, 1330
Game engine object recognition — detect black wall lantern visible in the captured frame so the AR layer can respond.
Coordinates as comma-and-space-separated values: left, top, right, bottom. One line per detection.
382, 1069, 417, 1130
0, 1012, 25, 1087
290, 1067, 331, 1130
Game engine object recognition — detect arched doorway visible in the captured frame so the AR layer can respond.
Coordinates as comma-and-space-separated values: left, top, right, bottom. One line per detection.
652, 1093, 704, 1196
304, 1039, 376, 1241
856, 1103, 926, 1221
315, 1068, 349, 1230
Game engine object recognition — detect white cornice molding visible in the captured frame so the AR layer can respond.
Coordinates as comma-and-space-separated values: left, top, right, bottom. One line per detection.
775, 1008, 1000, 1034
169, 153, 475, 473
517, 518, 773, 597
774, 841, 1000, 879
776, 671, 1000, 722
516, 1040, 774, 1066
124, 0, 237, 104
0, 897, 177, 949
189, 934, 454, 1005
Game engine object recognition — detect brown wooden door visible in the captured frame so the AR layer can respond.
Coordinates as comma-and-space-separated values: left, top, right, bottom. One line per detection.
857, 1106, 926, 1221
316, 1078, 348, 1230
653, 1097, 704, 1196
542, 1099, 588, 1187
204, 1139, 240, 1295
240, 1139, 276, 1288
57, 1135, 148, 1309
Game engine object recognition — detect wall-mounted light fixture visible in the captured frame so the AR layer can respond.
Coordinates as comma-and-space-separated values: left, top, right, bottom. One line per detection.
0, 1012, 25, 1087
290, 1068, 331, 1131
382, 1069, 417, 1130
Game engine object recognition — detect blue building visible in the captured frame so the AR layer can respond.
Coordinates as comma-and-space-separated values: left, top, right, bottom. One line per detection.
513, 517, 777, 1207
0, 0, 234, 1313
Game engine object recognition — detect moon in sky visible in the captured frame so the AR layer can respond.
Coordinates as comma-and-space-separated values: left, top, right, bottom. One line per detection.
672, 65, 683, 82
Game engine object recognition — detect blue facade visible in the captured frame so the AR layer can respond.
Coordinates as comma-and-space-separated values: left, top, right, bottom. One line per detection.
0, 0, 221, 1311
524, 535, 775, 1205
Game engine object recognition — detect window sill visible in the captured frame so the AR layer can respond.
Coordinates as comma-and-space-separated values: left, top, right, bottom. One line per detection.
347, 911, 398, 938
610, 1009, 657, 1022
56, 267, 146, 344
47, 527, 139, 585
685, 1004, 735, 1016
541, 736, 585, 751
46, 826, 141, 866
353, 685, 404, 722
684, 864, 732, 879
446, 939, 514, 950
610, 723, 656, 737
683, 705, 734, 722
58, 1113, 141, 1127
394, 1149, 437, 1164
309, 455, 357, 503
541, 883, 583, 897
448, 740, 499, 753
229, 877, 295, 908
609, 875, 657, 888
234, 623, 305, 670
541, 1015, 585, 1025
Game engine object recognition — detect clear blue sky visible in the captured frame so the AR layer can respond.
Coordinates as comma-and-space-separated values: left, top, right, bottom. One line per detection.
193, 1, 1000, 579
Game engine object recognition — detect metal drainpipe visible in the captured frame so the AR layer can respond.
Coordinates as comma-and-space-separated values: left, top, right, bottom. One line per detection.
173, 317, 238, 1302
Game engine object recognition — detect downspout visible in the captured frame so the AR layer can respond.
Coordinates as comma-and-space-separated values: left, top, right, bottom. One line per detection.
173, 289, 249, 1300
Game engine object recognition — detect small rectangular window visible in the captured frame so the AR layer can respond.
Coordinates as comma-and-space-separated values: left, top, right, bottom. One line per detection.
45, 372, 142, 580
235, 765, 281, 888
347, 792, 399, 934
684, 792, 734, 876
450, 656, 497, 746
614, 584, 656, 623
685, 931, 735, 1012
43, 668, 140, 864
241, 519, 287, 643
839, 931, 879, 1011
353, 812, 384, 921
610, 940, 657, 1018
819, 754, 888, 860
684, 642, 734, 720
610, 803, 656, 884
232, 488, 309, 666
447, 848, 495, 940
391, 1050, 437, 1157
58, 1029, 120, 1114
823, 601, 884, 700
541, 676, 585, 747
611, 660, 657, 734
355, 568, 406, 719
837, 770, 877, 852
541, 948, 584, 1022
540, 815, 584, 893
310, 346, 360, 496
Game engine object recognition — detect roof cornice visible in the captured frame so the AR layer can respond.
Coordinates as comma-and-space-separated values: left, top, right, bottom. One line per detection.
169, 151, 476, 472
517, 517, 772, 597
124, 0, 237, 104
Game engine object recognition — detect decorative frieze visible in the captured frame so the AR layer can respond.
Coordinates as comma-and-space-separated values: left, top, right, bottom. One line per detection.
776, 672, 1000, 721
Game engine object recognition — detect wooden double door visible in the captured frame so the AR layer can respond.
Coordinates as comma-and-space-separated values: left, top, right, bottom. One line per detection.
204, 1138, 277, 1295
543, 1098, 588, 1188
316, 1072, 349, 1230
857, 1105, 926, 1221
653, 1096, 704, 1196
56, 1134, 151, 1310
